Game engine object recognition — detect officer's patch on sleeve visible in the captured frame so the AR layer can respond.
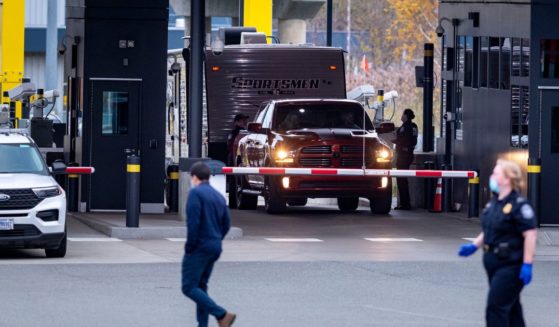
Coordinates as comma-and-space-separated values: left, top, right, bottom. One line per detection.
521, 204, 535, 220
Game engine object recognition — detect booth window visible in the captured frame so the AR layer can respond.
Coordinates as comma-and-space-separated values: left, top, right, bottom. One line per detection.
541, 39, 559, 78
489, 38, 500, 89
511, 85, 529, 148
512, 38, 521, 77
457, 36, 465, 73
501, 38, 511, 90
480, 37, 488, 87
522, 38, 530, 77
465, 36, 473, 87
102, 91, 129, 135
472, 37, 479, 88
552, 107, 559, 153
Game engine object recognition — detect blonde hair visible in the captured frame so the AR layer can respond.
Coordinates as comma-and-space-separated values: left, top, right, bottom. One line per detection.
496, 159, 525, 190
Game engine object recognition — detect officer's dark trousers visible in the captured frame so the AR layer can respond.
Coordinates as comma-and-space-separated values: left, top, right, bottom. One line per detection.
182, 252, 226, 327
396, 153, 413, 208
484, 253, 525, 327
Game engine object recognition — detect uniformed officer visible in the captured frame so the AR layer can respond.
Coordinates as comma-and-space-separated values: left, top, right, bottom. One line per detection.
458, 159, 537, 327
226, 113, 249, 166
392, 108, 418, 210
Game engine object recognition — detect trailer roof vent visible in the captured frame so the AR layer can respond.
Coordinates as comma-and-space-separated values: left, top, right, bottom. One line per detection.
240, 32, 267, 45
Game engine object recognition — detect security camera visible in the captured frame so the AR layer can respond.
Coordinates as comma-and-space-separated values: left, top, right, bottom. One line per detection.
211, 39, 224, 56
435, 25, 445, 37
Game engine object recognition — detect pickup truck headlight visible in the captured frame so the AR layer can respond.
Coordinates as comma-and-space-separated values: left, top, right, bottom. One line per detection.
375, 149, 391, 163
33, 186, 62, 199
275, 149, 295, 164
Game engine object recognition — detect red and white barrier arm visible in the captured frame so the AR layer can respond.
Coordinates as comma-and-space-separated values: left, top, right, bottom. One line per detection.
66, 167, 95, 174
222, 167, 477, 178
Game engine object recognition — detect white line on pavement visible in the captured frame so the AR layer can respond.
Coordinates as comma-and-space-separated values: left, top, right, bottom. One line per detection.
166, 238, 186, 242
265, 238, 324, 242
68, 237, 122, 242
364, 238, 423, 242
462, 238, 477, 242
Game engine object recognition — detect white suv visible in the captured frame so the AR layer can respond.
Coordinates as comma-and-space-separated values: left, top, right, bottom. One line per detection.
0, 131, 67, 257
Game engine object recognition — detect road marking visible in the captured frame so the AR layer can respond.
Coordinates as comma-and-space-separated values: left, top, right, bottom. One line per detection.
166, 238, 186, 242
68, 237, 122, 242
364, 238, 423, 242
462, 238, 477, 242
265, 238, 323, 242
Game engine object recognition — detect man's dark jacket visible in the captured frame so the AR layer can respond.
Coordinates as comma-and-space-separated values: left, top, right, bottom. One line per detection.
185, 182, 231, 254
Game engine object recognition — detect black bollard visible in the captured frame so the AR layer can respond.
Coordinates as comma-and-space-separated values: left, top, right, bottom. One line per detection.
126, 155, 141, 228
67, 162, 79, 212
167, 164, 179, 212
468, 171, 480, 218
527, 158, 541, 227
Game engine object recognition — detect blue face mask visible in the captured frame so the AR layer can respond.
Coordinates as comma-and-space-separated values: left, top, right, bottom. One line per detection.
489, 178, 500, 194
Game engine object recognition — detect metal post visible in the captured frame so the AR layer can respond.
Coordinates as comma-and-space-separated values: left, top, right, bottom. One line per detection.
67, 162, 79, 212
188, 0, 205, 158
527, 158, 541, 226
167, 164, 179, 212
46, 0, 58, 94
326, 0, 333, 47
126, 155, 141, 228
468, 171, 479, 218
423, 43, 434, 152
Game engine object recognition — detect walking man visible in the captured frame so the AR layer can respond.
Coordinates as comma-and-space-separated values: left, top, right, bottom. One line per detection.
182, 162, 236, 327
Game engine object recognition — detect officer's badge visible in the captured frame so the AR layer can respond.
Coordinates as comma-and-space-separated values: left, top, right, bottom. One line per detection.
503, 203, 512, 214
521, 204, 535, 220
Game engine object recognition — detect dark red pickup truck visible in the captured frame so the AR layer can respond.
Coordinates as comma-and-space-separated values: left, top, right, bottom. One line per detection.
230, 99, 394, 214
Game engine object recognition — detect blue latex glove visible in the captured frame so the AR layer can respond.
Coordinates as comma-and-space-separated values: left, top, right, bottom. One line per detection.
519, 263, 533, 285
458, 243, 478, 257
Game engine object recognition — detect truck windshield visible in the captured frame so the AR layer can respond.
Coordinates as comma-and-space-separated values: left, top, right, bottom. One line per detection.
275, 103, 374, 132
0, 144, 48, 175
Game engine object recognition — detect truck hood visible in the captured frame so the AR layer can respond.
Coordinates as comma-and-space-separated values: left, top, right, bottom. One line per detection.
0, 173, 57, 189
284, 128, 375, 141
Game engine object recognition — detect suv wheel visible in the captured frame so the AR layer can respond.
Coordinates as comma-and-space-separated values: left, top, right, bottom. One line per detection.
287, 198, 307, 206
236, 176, 258, 210
338, 197, 359, 212
370, 190, 392, 215
265, 180, 286, 214
45, 232, 67, 258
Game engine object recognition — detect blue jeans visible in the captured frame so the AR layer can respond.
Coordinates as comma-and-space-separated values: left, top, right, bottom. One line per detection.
181, 251, 226, 327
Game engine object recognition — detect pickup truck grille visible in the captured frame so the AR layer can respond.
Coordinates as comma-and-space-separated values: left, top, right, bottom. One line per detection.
340, 158, 372, 167
299, 158, 331, 167
341, 145, 367, 153
301, 146, 331, 154
0, 189, 42, 210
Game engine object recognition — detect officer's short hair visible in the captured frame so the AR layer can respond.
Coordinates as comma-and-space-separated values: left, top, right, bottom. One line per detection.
190, 162, 211, 181
404, 108, 415, 120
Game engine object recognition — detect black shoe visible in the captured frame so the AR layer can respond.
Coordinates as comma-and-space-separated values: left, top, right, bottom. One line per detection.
394, 205, 411, 210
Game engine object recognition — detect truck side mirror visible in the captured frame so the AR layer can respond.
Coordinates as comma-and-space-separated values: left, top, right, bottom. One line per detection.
376, 122, 395, 134
247, 122, 263, 133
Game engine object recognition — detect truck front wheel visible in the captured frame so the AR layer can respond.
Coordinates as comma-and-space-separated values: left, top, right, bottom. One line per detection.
264, 179, 286, 214
236, 176, 258, 210
337, 197, 359, 212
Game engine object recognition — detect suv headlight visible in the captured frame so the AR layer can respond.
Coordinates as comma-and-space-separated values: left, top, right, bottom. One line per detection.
375, 149, 391, 163
33, 186, 62, 198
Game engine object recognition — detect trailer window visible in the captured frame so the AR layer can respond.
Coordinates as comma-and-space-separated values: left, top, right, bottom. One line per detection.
480, 37, 489, 88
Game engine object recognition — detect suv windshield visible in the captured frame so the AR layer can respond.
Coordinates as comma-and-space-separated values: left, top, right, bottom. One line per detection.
0, 144, 48, 175
274, 102, 374, 132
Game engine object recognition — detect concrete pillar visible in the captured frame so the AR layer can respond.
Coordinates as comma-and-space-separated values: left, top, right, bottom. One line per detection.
278, 19, 307, 44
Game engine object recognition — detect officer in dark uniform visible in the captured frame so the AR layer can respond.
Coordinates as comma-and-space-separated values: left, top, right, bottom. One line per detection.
392, 108, 418, 210
459, 159, 537, 327
226, 113, 249, 166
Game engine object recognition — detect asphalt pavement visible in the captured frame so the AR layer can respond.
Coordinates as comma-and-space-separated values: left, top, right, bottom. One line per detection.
1, 203, 559, 326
